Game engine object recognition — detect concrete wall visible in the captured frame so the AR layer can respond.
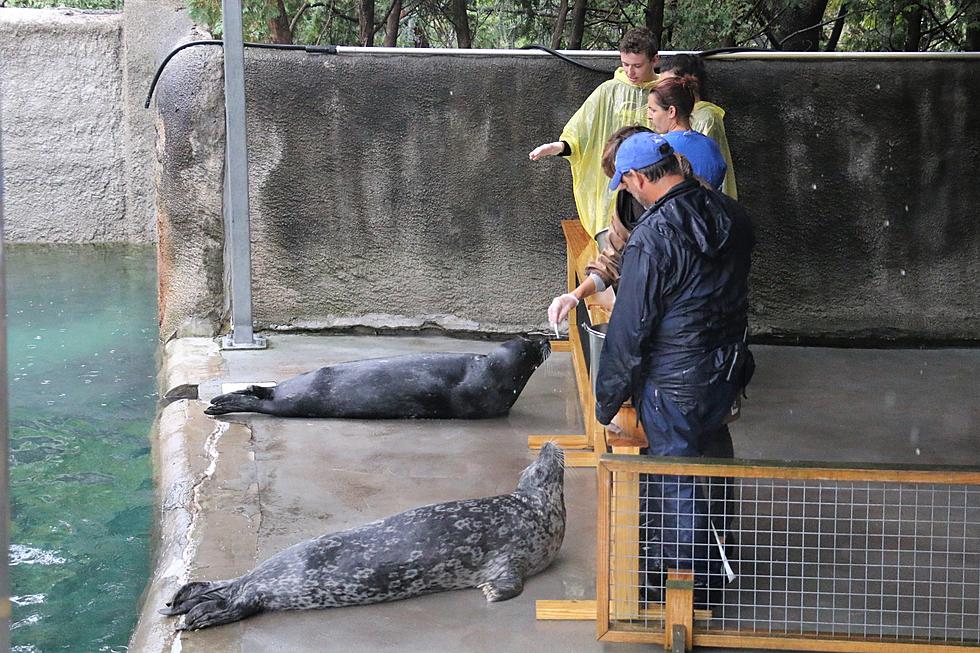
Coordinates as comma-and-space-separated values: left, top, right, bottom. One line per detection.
122, 0, 196, 242
709, 58, 980, 343
0, 4, 193, 243
0, 9, 126, 242
154, 50, 980, 342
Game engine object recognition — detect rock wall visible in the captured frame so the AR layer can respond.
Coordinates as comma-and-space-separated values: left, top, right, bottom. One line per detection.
154, 49, 980, 342
0, 9, 126, 242
0, 4, 193, 243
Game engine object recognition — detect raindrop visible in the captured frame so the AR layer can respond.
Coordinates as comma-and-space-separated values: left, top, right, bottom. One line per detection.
915, 448, 921, 456
811, 183, 817, 190
884, 220, 890, 227
900, 269, 906, 276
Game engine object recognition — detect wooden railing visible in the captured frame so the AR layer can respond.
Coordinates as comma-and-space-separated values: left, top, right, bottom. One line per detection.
594, 454, 980, 652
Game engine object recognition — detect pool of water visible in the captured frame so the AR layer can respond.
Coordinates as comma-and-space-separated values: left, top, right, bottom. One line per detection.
6, 244, 158, 652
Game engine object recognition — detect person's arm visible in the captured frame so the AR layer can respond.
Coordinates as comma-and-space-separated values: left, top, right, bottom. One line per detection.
547, 275, 597, 326
550, 201, 632, 325
594, 241, 664, 425
528, 141, 572, 160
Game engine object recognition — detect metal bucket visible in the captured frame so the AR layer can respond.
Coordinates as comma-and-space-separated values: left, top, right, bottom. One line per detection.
594, 228, 610, 253
582, 322, 609, 397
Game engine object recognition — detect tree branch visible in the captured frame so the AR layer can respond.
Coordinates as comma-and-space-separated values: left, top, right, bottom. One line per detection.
777, 6, 872, 49
290, 2, 329, 34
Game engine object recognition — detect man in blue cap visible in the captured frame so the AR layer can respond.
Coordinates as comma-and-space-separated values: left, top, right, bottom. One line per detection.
595, 131, 754, 602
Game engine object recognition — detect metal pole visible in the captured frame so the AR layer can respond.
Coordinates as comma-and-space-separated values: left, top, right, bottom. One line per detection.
0, 82, 11, 651
220, 0, 266, 349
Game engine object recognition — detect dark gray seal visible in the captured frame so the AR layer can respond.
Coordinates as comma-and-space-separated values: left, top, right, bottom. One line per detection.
205, 336, 551, 419
161, 443, 566, 630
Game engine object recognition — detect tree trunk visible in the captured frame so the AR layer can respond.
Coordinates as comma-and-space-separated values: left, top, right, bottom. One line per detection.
450, 0, 471, 48
967, 0, 980, 51
550, 0, 569, 49
825, 1, 848, 51
268, 0, 293, 44
358, 0, 376, 45
569, 0, 587, 49
383, 0, 401, 46
903, 4, 923, 51
645, 0, 664, 48
773, 0, 830, 51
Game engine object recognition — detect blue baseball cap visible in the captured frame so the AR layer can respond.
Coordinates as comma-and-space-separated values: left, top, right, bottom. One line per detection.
607, 132, 675, 190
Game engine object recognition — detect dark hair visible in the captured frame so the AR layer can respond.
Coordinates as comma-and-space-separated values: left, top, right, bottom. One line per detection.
602, 125, 654, 178
634, 150, 683, 185
663, 53, 707, 97
619, 27, 659, 59
650, 75, 699, 121
603, 126, 695, 182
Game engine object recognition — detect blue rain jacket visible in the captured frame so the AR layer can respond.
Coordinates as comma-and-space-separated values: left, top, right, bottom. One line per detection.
595, 179, 754, 427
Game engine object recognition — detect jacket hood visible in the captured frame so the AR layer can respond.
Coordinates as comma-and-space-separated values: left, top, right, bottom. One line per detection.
693, 100, 725, 120
613, 67, 660, 90
646, 180, 734, 259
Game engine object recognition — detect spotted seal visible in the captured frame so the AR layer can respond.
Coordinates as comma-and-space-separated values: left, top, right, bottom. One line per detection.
205, 336, 551, 419
161, 443, 565, 630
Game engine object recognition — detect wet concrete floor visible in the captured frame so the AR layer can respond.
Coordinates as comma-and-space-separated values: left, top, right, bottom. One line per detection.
131, 335, 980, 652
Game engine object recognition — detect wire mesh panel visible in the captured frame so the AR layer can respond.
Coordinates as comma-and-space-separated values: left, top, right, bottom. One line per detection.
597, 455, 980, 651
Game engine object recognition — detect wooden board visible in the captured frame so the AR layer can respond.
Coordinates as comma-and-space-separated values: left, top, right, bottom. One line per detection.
535, 599, 711, 622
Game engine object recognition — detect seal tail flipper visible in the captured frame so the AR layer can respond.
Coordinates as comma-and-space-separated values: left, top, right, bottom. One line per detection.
179, 597, 260, 631
160, 580, 229, 616
205, 385, 271, 416
161, 580, 258, 630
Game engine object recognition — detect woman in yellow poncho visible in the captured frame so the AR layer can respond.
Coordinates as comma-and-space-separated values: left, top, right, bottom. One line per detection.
529, 28, 661, 237
659, 53, 737, 200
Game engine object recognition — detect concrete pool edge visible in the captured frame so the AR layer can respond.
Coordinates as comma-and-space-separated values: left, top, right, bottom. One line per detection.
130, 338, 243, 651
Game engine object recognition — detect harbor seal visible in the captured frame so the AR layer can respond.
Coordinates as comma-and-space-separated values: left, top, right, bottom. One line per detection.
205, 336, 551, 419
161, 443, 566, 630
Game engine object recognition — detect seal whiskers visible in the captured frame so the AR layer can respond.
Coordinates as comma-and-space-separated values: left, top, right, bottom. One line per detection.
163, 443, 566, 630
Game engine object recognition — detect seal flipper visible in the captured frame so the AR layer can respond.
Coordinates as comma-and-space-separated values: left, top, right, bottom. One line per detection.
179, 598, 260, 631
478, 569, 525, 602
162, 579, 259, 630
205, 385, 271, 416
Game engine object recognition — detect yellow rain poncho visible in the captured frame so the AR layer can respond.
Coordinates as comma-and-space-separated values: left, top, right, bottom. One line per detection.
691, 100, 738, 200
559, 68, 658, 236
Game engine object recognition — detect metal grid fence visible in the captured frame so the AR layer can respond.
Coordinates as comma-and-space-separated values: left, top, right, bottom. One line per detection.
597, 455, 980, 651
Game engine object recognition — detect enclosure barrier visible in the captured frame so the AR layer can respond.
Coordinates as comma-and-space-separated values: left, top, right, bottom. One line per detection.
596, 454, 980, 652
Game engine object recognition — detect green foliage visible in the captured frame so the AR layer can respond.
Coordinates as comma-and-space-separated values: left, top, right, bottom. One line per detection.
2, 0, 122, 8
178, 0, 975, 51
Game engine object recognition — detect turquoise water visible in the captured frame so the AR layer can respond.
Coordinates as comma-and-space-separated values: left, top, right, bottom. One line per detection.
6, 245, 158, 652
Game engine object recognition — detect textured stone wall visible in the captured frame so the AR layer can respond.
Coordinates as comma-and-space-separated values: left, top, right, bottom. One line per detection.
153, 49, 980, 342
0, 4, 193, 243
0, 9, 126, 242
708, 57, 980, 343
121, 0, 195, 243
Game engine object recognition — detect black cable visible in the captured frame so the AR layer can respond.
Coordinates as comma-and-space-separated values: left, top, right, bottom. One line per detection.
146, 41, 771, 110
145, 40, 338, 109
519, 44, 613, 73
697, 46, 775, 58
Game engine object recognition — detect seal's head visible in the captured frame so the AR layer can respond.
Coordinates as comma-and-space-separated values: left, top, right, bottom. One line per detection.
515, 442, 565, 510
494, 335, 551, 370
